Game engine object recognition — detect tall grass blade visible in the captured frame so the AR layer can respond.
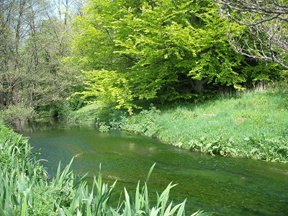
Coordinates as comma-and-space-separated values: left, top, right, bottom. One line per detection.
146, 163, 156, 183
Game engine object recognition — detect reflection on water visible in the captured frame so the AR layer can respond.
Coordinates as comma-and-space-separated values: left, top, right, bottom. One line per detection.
23, 127, 288, 216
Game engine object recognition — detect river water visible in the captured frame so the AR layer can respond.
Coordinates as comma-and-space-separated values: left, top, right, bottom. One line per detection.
23, 127, 288, 215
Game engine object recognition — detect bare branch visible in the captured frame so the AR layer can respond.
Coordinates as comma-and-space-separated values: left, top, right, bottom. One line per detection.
218, 0, 288, 68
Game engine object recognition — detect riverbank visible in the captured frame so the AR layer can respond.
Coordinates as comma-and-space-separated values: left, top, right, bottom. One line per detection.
0, 123, 198, 215
67, 89, 288, 162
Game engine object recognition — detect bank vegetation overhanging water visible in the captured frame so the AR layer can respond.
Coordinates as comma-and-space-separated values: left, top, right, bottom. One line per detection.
66, 89, 288, 163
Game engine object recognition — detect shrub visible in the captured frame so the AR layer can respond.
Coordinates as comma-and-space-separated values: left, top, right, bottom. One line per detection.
0, 104, 35, 131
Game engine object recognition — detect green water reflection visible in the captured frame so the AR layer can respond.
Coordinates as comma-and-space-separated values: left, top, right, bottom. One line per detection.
24, 127, 288, 215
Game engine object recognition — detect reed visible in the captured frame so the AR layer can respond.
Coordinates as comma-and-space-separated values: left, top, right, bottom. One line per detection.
0, 123, 203, 215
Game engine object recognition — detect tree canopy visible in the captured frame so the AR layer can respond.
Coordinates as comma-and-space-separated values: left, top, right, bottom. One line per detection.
1, 0, 286, 119
70, 0, 284, 112
0, 0, 81, 119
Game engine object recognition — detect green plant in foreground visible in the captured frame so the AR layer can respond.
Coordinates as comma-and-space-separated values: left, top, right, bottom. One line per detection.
0, 123, 204, 215
58, 163, 204, 216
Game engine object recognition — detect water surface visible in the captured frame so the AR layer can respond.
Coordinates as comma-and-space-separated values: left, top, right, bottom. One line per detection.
24, 127, 288, 215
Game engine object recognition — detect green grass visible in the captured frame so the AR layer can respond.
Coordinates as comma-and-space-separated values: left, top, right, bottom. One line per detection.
0, 123, 201, 215
67, 89, 288, 162
121, 90, 288, 162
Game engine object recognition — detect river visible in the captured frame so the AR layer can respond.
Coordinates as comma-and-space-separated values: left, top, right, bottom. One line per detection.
23, 127, 288, 215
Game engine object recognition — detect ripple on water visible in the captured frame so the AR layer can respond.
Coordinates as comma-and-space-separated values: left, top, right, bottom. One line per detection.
24, 127, 288, 216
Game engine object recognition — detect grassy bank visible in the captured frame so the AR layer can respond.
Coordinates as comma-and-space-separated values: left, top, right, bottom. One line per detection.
67, 89, 288, 162
0, 123, 201, 215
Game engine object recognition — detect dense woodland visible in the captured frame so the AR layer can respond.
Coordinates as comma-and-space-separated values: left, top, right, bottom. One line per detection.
0, 0, 287, 123
0, 0, 83, 126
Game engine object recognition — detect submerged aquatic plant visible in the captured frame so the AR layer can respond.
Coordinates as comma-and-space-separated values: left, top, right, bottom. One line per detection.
0, 123, 204, 215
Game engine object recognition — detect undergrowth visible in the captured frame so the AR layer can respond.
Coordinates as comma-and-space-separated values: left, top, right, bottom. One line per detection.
0, 123, 203, 215
122, 90, 288, 162
67, 89, 288, 162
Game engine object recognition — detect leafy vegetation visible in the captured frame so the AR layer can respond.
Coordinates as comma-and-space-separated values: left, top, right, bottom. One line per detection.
0, 0, 80, 125
123, 89, 288, 162
1, 0, 287, 123
0, 122, 203, 215
69, 0, 285, 112
1, 0, 287, 214
67, 89, 288, 162
0, 104, 35, 130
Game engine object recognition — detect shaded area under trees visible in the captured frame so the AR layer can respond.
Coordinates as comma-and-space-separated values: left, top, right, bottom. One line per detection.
69, 0, 285, 113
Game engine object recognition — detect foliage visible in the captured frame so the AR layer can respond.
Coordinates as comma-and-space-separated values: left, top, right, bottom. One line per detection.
120, 106, 161, 138
65, 104, 100, 126
121, 89, 288, 162
66, 103, 127, 130
0, 0, 79, 124
68, 89, 288, 162
79, 69, 135, 113
70, 0, 285, 112
188, 136, 288, 162
0, 123, 202, 215
0, 104, 35, 130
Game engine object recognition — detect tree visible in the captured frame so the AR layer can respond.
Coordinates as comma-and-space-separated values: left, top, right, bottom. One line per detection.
71, 0, 251, 112
70, 0, 285, 113
218, 0, 288, 69
0, 0, 80, 126
0, 0, 36, 108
